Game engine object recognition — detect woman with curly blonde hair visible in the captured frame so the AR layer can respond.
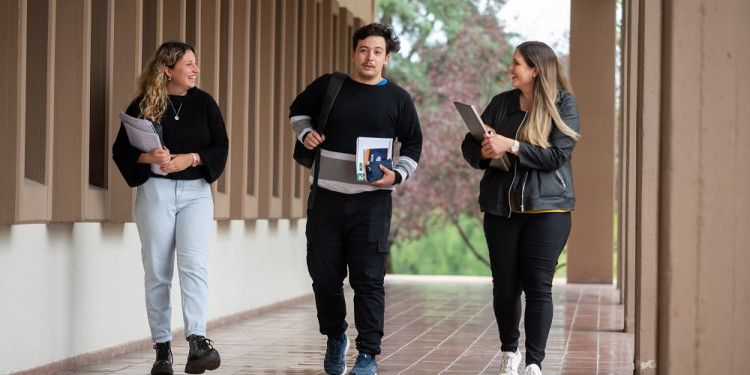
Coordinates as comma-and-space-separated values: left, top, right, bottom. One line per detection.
113, 41, 228, 375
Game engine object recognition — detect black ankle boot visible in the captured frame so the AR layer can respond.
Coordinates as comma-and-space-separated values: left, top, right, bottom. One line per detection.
185, 335, 221, 374
151, 341, 173, 375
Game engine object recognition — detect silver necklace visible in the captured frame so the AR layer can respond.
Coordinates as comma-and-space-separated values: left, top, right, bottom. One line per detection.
167, 97, 183, 120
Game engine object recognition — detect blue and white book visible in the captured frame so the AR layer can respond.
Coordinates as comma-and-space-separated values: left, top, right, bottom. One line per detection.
355, 137, 393, 182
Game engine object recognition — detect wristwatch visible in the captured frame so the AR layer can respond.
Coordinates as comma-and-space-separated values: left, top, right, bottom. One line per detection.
190, 153, 198, 167
511, 140, 520, 153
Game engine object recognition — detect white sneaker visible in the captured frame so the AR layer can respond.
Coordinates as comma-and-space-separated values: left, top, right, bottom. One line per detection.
521, 364, 542, 375
498, 350, 522, 375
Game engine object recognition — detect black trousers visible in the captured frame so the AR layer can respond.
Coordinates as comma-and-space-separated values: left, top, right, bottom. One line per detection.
484, 211, 571, 369
306, 187, 391, 356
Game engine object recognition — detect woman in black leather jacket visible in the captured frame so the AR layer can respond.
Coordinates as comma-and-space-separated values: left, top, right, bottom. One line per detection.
461, 41, 580, 375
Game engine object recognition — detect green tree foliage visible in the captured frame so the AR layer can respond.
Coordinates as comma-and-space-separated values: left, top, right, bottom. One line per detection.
390, 213, 492, 275
378, 0, 515, 270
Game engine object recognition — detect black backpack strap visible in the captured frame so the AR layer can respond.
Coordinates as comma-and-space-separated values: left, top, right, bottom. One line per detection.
316, 71, 346, 136
309, 71, 346, 209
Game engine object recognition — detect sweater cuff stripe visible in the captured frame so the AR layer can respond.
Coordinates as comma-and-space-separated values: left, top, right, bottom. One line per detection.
290, 115, 312, 137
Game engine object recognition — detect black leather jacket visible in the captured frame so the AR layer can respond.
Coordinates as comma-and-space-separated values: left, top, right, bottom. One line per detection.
461, 89, 580, 217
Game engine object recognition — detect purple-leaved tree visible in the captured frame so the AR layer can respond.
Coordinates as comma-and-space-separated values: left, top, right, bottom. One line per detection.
380, 0, 514, 266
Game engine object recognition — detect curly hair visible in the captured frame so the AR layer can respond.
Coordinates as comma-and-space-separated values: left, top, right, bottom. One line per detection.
135, 41, 195, 121
352, 23, 400, 55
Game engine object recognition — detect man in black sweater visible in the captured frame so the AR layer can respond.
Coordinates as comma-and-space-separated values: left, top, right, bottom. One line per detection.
289, 23, 422, 375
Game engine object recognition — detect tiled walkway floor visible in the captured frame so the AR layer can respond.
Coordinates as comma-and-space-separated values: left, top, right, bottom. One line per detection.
56, 275, 633, 375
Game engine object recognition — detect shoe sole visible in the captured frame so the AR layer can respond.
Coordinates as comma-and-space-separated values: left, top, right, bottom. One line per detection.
185, 351, 221, 374
151, 362, 173, 375
324, 336, 350, 375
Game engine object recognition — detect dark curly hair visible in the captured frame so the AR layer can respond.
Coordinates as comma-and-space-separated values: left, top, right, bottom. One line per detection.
352, 23, 401, 55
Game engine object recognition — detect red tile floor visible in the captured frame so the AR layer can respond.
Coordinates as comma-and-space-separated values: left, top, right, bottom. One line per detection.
55, 275, 633, 375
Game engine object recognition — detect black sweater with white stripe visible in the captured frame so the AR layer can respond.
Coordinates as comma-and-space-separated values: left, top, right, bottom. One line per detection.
289, 73, 422, 193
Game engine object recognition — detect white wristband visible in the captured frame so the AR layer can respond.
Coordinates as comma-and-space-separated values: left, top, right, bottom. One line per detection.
190, 153, 198, 167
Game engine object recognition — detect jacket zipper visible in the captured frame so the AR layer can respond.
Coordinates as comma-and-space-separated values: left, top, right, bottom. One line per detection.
506, 164, 518, 218
555, 170, 566, 188
520, 170, 529, 212
506, 112, 528, 217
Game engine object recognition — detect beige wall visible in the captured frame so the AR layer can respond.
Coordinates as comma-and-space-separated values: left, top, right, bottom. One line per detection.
657, 0, 750, 373
571, 0, 750, 372
339, 0, 376, 24
0, 0, 371, 225
619, 0, 750, 373
0, 219, 310, 374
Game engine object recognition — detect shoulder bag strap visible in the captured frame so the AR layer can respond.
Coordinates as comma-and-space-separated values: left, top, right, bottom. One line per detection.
309, 71, 346, 209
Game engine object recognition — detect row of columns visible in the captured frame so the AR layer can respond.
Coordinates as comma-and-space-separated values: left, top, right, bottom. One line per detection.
569, 0, 750, 373
0, 0, 365, 225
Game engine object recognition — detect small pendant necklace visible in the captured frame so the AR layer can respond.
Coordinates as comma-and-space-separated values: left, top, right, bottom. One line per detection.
167, 97, 183, 120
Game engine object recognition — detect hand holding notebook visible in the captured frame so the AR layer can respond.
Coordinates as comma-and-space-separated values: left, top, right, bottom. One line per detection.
454, 101, 511, 171
119, 111, 167, 175
356, 137, 393, 182
365, 148, 393, 182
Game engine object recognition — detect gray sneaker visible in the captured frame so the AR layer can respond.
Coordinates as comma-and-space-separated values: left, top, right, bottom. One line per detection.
324, 334, 350, 375
350, 352, 377, 375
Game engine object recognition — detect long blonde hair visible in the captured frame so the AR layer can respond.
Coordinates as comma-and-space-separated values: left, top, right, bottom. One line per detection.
516, 41, 579, 147
136, 41, 195, 121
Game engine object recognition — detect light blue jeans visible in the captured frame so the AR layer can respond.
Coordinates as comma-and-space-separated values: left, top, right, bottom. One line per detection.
135, 177, 214, 343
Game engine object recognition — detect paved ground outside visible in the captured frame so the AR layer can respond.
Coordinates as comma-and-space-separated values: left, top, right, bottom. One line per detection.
53, 275, 633, 375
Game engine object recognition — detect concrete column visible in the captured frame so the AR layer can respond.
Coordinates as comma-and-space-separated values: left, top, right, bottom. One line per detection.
280, 0, 304, 218
633, 0, 661, 373
568, 0, 616, 283
209, 0, 231, 219
228, 0, 250, 220
658, 0, 750, 373
295, 0, 318, 211
52, 0, 89, 221
195, 0, 233, 219
108, 0, 141, 222
257, 0, 281, 218
161, 0, 185, 42
0, 0, 22, 224
621, 0, 639, 333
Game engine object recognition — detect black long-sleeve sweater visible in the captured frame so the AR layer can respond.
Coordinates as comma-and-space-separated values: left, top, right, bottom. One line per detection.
112, 87, 228, 187
289, 74, 422, 193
